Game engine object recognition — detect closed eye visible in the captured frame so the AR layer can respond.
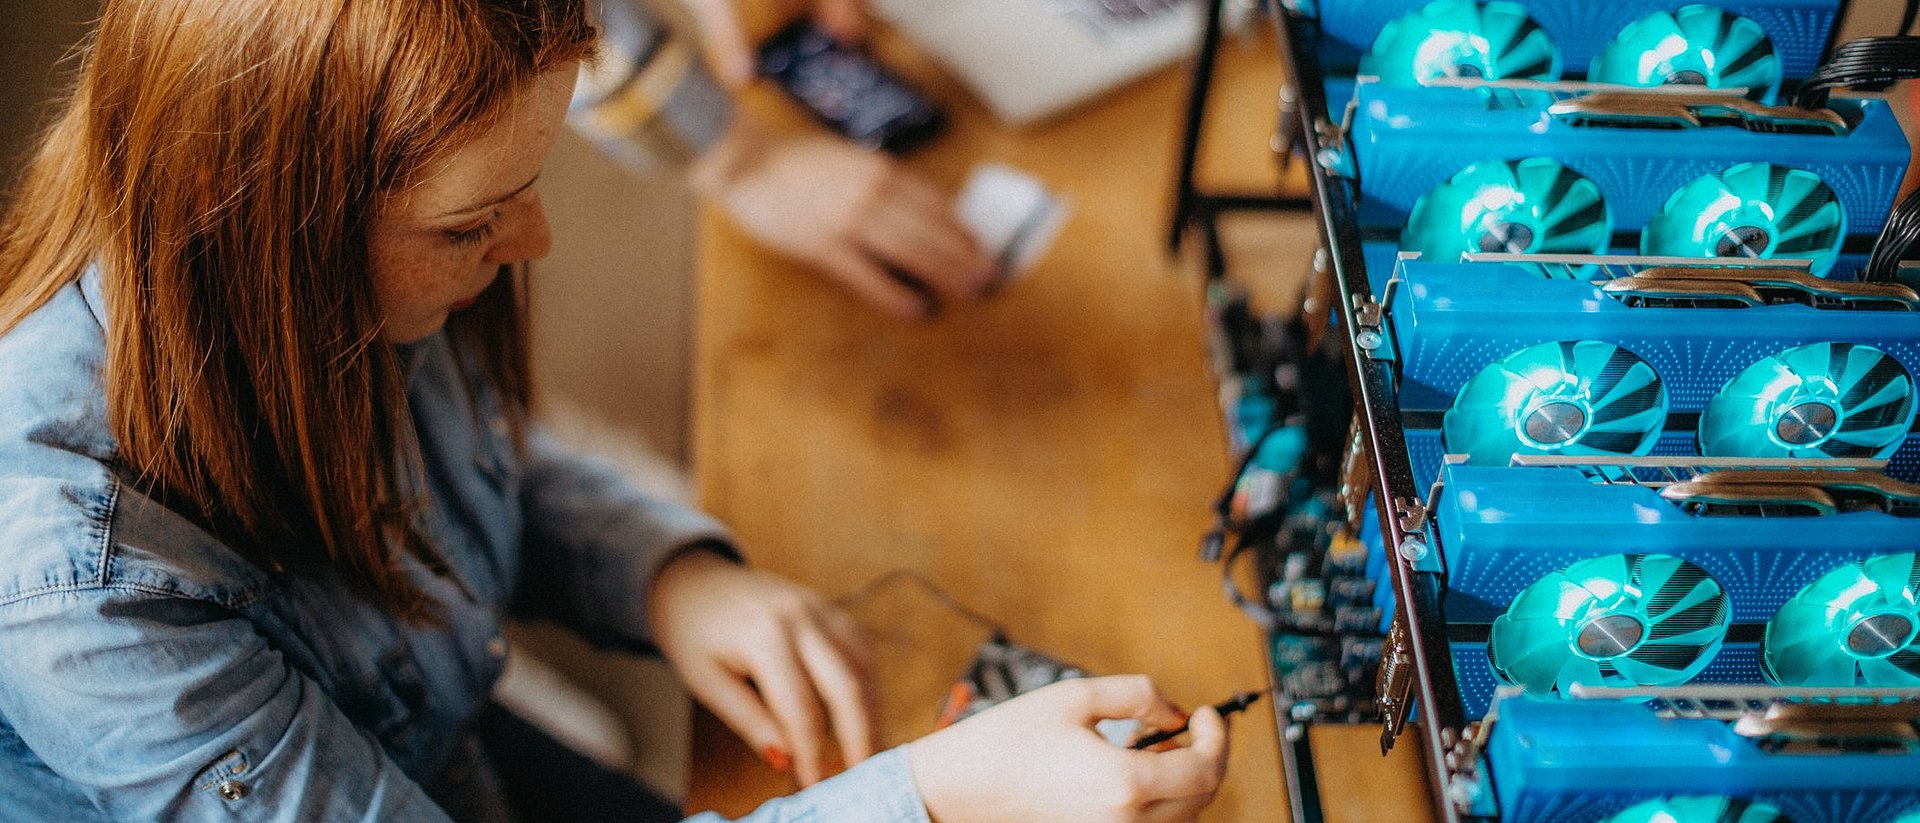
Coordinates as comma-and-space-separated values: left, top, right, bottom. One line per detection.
445, 213, 500, 247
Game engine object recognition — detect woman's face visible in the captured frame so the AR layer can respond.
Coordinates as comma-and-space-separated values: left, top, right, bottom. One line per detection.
368, 66, 577, 343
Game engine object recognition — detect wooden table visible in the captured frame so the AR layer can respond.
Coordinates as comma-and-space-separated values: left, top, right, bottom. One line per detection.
685, 12, 1432, 821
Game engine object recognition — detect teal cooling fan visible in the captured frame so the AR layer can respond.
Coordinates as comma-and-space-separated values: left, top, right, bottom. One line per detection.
1589, 5, 1782, 100
1489, 554, 1731, 697
1762, 553, 1920, 687
1402, 158, 1612, 261
1363, 0, 1561, 86
1700, 343, 1916, 459
1442, 341, 1667, 465
1641, 162, 1847, 276
1600, 796, 1786, 823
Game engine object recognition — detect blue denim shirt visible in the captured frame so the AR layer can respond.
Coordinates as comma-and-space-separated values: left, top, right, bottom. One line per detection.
0, 272, 930, 823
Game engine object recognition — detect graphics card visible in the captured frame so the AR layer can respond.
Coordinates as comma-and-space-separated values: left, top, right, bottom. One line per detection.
1345, 83, 1908, 238
1384, 259, 1920, 481
1482, 690, 1920, 823
1308, 0, 1843, 82
1431, 461, 1920, 624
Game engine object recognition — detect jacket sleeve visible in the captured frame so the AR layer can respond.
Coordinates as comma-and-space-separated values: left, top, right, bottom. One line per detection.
0, 586, 451, 822
511, 428, 739, 653
683, 747, 933, 823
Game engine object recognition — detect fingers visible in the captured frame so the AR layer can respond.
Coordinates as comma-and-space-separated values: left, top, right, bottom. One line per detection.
680, 0, 758, 88
793, 620, 877, 766
678, 659, 792, 774
742, 640, 832, 786
1130, 705, 1231, 801
813, 0, 868, 42
815, 244, 933, 320
855, 181, 995, 305
1063, 675, 1190, 734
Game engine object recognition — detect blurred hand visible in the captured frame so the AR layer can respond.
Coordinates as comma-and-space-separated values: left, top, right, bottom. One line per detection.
677, 0, 868, 88
648, 550, 878, 786
692, 118, 996, 320
907, 675, 1231, 823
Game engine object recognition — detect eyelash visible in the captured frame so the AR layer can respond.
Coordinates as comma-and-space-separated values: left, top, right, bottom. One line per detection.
445, 213, 501, 247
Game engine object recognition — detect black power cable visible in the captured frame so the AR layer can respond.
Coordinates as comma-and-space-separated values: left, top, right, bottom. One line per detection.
1865, 187, 1920, 283
1792, 36, 1920, 110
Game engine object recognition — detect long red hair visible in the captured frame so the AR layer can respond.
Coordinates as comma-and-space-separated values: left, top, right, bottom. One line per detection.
0, 0, 596, 619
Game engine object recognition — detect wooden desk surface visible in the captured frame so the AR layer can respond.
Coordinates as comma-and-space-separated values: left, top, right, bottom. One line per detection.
687, 16, 1433, 822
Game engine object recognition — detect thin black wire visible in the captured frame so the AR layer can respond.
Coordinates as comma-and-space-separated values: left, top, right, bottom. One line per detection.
1904, 0, 1920, 36
831, 568, 1008, 637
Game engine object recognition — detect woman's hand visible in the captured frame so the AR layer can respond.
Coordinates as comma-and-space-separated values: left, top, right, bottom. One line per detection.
647, 550, 878, 786
692, 119, 996, 320
906, 675, 1231, 823
677, 0, 867, 88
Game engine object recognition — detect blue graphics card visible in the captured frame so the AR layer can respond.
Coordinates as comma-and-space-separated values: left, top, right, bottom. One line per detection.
1386, 260, 1920, 483
1309, 0, 1843, 81
1483, 692, 1920, 823
1346, 83, 1909, 238
1432, 462, 1920, 625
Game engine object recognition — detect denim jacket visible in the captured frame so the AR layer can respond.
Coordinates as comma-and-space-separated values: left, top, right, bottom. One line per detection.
0, 272, 929, 823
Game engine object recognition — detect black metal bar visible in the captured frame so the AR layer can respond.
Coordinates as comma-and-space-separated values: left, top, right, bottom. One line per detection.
1169, 0, 1231, 253
1271, 6, 1469, 822
1285, 709, 1325, 823
1170, 0, 1311, 257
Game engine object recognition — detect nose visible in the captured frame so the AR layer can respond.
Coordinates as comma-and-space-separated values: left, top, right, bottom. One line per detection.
483, 191, 553, 266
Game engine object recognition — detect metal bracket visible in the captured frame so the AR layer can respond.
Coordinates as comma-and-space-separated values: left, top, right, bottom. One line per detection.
1393, 496, 1428, 537
1312, 116, 1355, 178
1375, 619, 1415, 753
1352, 296, 1387, 358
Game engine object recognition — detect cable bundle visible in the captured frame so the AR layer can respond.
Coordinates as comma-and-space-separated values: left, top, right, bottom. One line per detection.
1867, 187, 1920, 283
1791, 36, 1920, 110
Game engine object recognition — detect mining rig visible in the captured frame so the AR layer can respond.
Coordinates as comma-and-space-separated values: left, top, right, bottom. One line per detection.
1187, 1, 1920, 821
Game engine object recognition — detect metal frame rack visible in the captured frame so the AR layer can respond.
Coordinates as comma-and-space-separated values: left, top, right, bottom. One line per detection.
1262, 4, 1472, 820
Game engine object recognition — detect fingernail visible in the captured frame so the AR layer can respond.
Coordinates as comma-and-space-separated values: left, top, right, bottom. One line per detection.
762, 745, 791, 774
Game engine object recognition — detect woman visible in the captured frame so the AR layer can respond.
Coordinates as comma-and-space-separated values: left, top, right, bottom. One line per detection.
0, 1, 1229, 821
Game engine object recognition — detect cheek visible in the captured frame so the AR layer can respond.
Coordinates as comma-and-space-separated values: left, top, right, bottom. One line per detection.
368, 238, 476, 319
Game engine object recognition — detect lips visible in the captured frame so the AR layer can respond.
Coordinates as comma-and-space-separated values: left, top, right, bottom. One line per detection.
448, 296, 479, 312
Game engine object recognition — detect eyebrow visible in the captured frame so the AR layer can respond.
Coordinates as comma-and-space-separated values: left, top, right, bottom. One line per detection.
439, 173, 541, 218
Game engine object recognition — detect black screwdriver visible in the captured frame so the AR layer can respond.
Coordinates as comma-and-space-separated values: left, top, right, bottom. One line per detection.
1128, 690, 1263, 750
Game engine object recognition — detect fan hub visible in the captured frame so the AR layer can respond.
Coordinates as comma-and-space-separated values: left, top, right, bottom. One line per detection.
1775, 401, 1839, 446
1715, 225, 1773, 259
1845, 613, 1917, 659
1522, 401, 1588, 446
1664, 69, 1708, 86
1476, 220, 1534, 254
1575, 614, 1646, 658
